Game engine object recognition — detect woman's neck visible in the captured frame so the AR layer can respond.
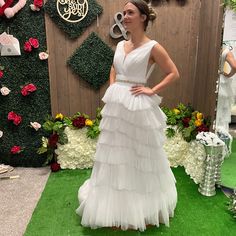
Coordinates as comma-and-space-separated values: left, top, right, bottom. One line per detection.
128, 30, 148, 47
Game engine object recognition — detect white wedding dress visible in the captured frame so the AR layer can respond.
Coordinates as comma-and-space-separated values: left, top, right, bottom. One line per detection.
216, 48, 235, 132
76, 40, 177, 231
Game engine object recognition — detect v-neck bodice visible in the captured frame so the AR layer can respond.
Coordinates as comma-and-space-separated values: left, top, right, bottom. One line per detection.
113, 40, 157, 84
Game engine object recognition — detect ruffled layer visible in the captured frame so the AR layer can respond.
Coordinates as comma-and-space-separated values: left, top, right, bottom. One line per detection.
77, 179, 177, 231
101, 102, 166, 129
89, 161, 175, 193
102, 83, 163, 111
98, 129, 166, 153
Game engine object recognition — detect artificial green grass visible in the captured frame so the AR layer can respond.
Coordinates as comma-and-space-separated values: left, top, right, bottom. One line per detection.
24, 167, 236, 236
221, 139, 236, 188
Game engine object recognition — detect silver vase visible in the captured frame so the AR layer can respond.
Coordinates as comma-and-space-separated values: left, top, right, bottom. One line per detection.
198, 145, 224, 196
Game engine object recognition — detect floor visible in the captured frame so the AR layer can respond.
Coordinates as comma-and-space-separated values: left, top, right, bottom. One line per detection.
0, 166, 50, 236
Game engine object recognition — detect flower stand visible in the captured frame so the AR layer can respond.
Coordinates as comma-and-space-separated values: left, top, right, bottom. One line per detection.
198, 145, 224, 196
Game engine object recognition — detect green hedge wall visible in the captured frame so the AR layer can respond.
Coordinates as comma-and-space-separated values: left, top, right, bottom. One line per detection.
0, 4, 51, 167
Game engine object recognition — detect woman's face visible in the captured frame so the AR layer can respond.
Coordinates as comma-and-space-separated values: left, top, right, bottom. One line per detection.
123, 2, 146, 32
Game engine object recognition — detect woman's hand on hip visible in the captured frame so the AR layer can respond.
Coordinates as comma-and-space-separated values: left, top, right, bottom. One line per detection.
130, 85, 155, 96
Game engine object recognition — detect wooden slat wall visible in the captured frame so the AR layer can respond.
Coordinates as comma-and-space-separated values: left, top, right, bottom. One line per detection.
45, 0, 223, 119
193, 0, 223, 119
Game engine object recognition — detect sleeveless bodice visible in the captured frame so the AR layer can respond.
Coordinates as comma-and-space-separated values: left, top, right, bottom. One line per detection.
113, 40, 157, 84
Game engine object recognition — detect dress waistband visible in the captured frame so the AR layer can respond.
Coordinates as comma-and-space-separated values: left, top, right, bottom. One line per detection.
116, 79, 146, 85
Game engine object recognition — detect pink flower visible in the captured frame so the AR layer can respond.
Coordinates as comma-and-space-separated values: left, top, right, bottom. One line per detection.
39, 52, 49, 60
29, 38, 39, 48
24, 41, 32, 52
21, 83, 37, 96
0, 70, 3, 78
11, 146, 22, 154
0, 87, 10, 96
30, 122, 41, 131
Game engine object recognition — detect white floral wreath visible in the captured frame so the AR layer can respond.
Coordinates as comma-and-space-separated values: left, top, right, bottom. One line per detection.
0, 0, 26, 18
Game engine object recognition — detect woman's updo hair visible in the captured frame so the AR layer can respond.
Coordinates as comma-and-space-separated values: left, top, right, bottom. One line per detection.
126, 0, 157, 31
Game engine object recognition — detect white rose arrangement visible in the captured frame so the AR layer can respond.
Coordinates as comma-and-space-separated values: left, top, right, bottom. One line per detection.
55, 127, 97, 169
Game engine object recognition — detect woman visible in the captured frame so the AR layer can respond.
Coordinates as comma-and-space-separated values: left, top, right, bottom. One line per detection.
216, 46, 236, 132
76, 0, 179, 231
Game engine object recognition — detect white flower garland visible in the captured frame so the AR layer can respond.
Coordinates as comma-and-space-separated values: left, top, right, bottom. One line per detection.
55, 127, 97, 169
163, 131, 189, 167
182, 141, 206, 184
164, 130, 206, 184
56, 127, 209, 184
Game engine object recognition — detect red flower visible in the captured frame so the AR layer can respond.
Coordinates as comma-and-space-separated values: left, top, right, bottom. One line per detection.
7, 111, 22, 126
8, 111, 17, 120
29, 37, 39, 48
48, 133, 59, 148
13, 115, 22, 125
33, 0, 43, 8
50, 162, 61, 172
11, 146, 21, 154
21, 83, 37, 96
72, 116, 86, 128
0, 70, 3, 78
197, 124, 209, 133
24, 41, 32, 52
182, 117, 191, 127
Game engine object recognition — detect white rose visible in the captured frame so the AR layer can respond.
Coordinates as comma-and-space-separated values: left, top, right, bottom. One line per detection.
30, 122, 41, 131
39, 52, 49, 60
30, 4, 40, 11
1, 87, 11, 96
0, 131, 3, 138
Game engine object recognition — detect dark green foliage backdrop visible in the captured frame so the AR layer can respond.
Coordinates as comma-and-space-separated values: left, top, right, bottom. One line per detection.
67, 32, 114, 89
45, 0, 103, 39
0, 3, 51, 166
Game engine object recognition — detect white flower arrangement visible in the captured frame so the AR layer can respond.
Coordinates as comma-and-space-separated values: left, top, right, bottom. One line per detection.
164, 129, 206, 184
196, 132, 225, 146
182, 141, 206, 184
164, 130, 189, 167
55, 127, 97, 169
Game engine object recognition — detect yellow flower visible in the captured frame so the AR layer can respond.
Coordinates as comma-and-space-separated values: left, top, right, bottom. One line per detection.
55, 113, 64, 120
196, 112, 203, 120
195, 119, 202, 127
173, 108, 180, 115
85, 119, 93, 126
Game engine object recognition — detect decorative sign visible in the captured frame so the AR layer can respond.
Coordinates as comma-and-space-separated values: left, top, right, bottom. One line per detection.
110, 12, 128, 40
0, 32, 21, 56
56, 0, 88, 23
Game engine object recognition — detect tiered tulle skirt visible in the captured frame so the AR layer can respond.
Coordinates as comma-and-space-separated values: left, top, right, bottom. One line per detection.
76, 82, 177, 231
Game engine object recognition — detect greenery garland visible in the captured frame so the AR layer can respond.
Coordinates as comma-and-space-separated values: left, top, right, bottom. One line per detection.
0, 3, 51, 167
44, 0, 103, 39
223, 0, 236, 11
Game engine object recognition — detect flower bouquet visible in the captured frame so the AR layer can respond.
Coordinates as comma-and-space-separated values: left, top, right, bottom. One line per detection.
37, 108, 102, 167
162, 103, 211, 142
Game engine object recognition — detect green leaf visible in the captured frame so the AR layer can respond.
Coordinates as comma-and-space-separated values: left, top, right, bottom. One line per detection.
37, 146, 48, 154
166, 128, 176, 138
58, 132, 68, 145
42, 120, 55, 132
